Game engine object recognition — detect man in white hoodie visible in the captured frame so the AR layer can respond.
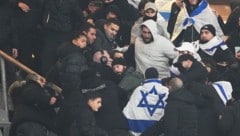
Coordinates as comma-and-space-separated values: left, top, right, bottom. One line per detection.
135, 19, 177, 78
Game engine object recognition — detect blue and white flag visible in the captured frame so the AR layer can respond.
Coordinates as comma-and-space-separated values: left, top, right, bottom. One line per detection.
171, 0, 224, 41
212, 81, 233, 105
123, 79, 169, 136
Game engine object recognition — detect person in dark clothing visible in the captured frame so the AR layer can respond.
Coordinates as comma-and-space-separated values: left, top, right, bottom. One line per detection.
9, 74, 59, 136
197, 24, 236, 70
40, 0, 85, 75
10, 0, 44, 73
218, 99, 240, 136
91, 50, 119, 83
46, 31, 89, 97
91, 0, 139, 25
81, 22, 97, 63
56, 88, 108, 136
176, 54, 208, 84
92, 18, 122, 56
225, 0, 240, 35
0, 0, 18, 86
80, 70, 130, 136
164, 77, 198, 136
225, 15, 240, 60
111, 58, 144, 97
185, 82, 225, 136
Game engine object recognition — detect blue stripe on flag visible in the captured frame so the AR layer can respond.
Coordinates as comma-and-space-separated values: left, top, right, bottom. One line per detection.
159, 12, 171, 21
127, 119, 156, 133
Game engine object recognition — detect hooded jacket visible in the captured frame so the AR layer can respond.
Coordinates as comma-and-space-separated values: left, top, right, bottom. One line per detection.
135, 19, 177, 78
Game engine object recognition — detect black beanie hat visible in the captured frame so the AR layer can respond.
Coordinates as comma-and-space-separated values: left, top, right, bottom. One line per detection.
145, 67, 159, 79
200, 24, 216, 36
112, 58, 126, 66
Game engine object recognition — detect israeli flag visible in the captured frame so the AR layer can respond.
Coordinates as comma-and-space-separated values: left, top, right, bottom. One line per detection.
123, 79, 169, 136
212, 81, 233, 105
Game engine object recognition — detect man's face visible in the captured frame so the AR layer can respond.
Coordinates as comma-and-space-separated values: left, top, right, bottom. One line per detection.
85, 28, 96, 44
144, 8, 156, 17
113, 64, 125, 75
200, 29, 214, 43
188, 0, 198, 5
73, 36, 87, 48
141, 26, 153, 43
104, 23, 120, 39
88, 98, 102, 112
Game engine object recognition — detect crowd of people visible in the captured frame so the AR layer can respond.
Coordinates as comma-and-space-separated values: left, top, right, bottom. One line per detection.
1, 0, 240, 136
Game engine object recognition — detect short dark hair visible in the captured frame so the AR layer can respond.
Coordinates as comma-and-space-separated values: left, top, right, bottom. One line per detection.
84, 90, 102, 101
80, 22, 96, 33
104, 18, 120, 27
145, 67, 159, 79
72, 30, 87, 40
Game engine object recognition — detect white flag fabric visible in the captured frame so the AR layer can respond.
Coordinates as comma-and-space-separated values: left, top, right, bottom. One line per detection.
123, 79, 169, 136
171, 0, 224, 41
212, 81, 233, 105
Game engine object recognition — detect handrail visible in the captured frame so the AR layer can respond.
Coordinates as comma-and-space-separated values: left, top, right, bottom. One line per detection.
0, 50, 62, 93
0, 57, 8, 118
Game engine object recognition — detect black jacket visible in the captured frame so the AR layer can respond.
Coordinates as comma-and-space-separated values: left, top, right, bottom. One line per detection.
42, 0, 84, 32
218, 100, 240, 136
186, 82, 225, 136
93, 81, 129, 131
47, 42, 88, 97
56, 91, 108, 136
0, 2, 18, 51
179, 60, 208, 84
164, 87, 198, 136
10, 80, 57, 136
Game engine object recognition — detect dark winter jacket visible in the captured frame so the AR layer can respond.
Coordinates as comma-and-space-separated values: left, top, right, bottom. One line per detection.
94, 80, 129, 131
218, 100, 240, 136
9, 80, 57, 136
0, 2, 18, 51
164, 87, 198, 136
42, 0, 84, 32
56, 91, 108, 136
47, 42, 88, 97
179, 60, 208, 84
186, 82, 225, 136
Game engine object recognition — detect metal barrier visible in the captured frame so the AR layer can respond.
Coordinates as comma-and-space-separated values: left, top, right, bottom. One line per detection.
0, 56, 10, 136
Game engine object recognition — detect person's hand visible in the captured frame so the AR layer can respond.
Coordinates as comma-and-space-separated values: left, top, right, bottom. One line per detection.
50, 97, 57, 105
18, 2, 30, 12
12, 48, 18, 58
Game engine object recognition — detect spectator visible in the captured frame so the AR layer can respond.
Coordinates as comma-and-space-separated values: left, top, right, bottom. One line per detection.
164, 77, 198, 136
176, 54, 208, 84
197, 24, 235, 70
131, 1, 169, 44
41, 0, 85, 75
46, 31, 89, 97
135, 19, 177, 78
9, 74, 59, 136
112, 58, 144, 97
123, 67, 169, 136
81, 70, 130, 136
56, 89, 108, 136
168, 0, 224, 47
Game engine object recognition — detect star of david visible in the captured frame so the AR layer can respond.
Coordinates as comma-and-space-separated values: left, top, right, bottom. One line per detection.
137, 86, 166, 116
